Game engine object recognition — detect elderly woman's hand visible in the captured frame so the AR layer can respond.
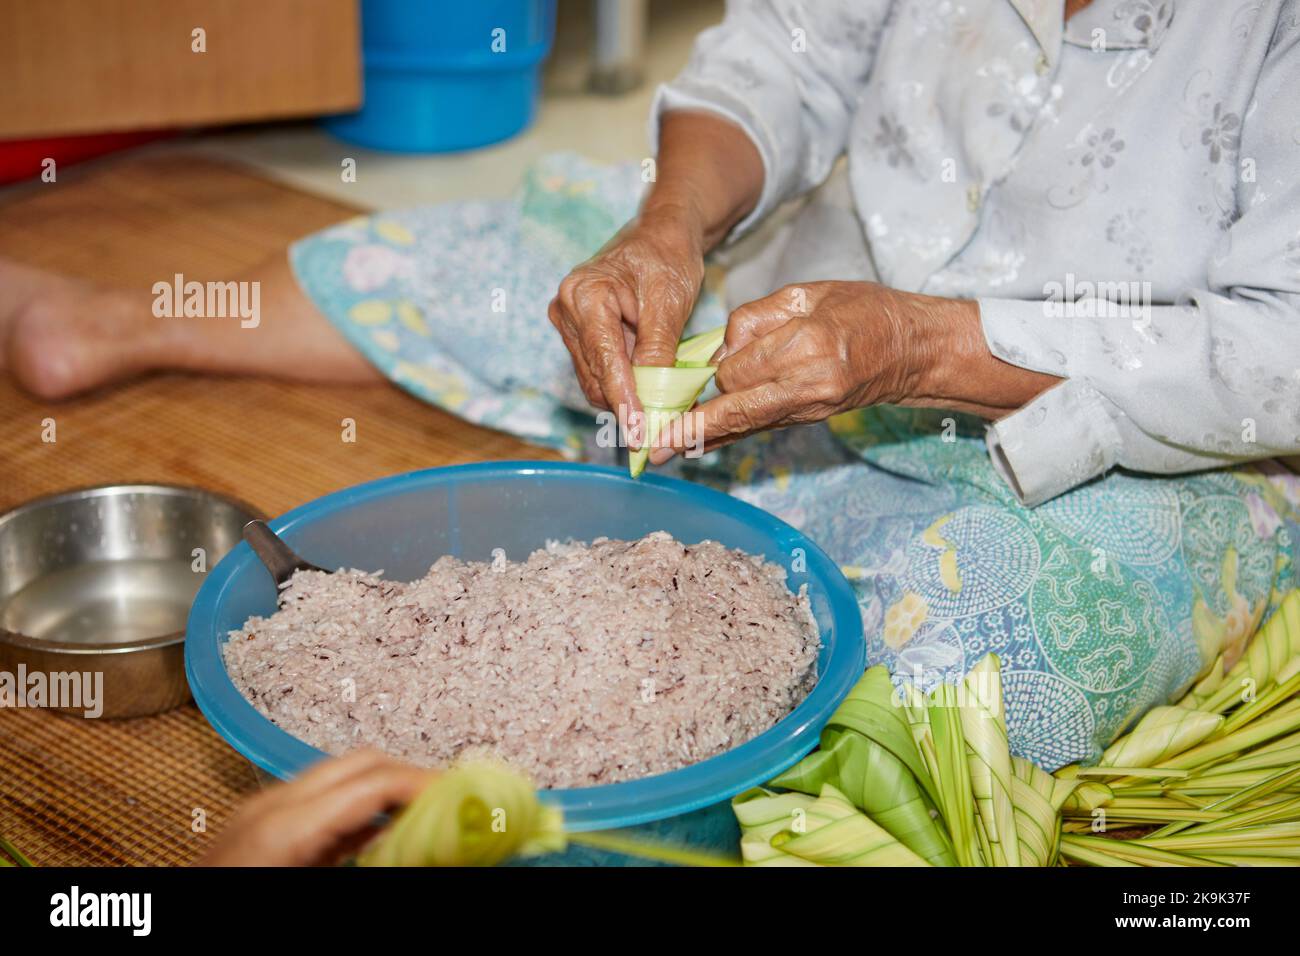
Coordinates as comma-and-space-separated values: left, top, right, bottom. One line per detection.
649, 280, 1058, 464
548, 212, 705, 420
548, 111, 765, 432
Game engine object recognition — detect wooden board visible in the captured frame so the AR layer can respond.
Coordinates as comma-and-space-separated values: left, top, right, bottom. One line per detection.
0, 0, 360, 139
0, 153, 558, 866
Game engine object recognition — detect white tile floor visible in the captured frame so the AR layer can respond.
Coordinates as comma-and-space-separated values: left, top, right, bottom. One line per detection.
179, 0, 722, 212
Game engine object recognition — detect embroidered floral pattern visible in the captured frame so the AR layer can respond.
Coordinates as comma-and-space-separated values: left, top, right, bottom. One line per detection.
1178, 71, 1242, 228
1115, 0, 1176, 49
871, 114, 915, 168
1105, 208, 1154, 273
1049, 125, 1126, 209
1201, 103, 1242, 164
1082, 127, 1126, 168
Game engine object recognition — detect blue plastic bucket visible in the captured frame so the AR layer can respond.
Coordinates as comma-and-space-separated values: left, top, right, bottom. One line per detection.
323, 0, 557, 153
185, 462, 865, 863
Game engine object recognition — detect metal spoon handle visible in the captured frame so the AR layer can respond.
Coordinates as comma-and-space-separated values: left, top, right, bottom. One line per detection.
242, 519, 324, 587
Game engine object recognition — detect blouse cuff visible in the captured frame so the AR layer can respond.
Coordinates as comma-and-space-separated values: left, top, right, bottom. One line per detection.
648, 82, 787, 242
977, 298, 1121, 505
986, 379, 1124, 506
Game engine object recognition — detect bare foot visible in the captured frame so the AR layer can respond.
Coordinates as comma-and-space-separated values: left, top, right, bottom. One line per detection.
8, 282, 151, 399
0, 258, 83, 372
3, 254, 381, 399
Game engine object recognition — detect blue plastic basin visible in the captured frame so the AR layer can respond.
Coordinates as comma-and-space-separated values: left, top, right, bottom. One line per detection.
323, 0, 557, 153
185, 462, 864, 863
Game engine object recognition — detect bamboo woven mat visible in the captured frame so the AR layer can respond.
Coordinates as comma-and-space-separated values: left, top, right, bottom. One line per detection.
0, 152, 559, 866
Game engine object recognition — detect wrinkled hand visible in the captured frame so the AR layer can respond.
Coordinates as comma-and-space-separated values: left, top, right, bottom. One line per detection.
652, 281, 961, 463
197, 750, 433, 867
548, 212, 705, 426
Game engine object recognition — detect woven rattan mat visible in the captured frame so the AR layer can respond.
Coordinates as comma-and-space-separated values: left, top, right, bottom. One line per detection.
0, 152, 558, 865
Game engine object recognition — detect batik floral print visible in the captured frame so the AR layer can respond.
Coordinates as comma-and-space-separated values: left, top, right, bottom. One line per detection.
717, 409, 1298, 770
290, 153, 1299, 770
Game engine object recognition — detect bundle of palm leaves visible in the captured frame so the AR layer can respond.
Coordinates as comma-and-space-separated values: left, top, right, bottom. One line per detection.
735, 591, 1300, 867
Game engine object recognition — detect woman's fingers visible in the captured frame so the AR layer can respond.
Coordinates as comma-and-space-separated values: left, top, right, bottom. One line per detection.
630, 324, 682, 368
648, 315, 800, 465
645, 282, 886, 466
295, 748, 400, 787
714, 318, 802, 395
718, 291, 797, 362
579, 300, 641, 424
547, 298, 604, 408
670, 382, 796, 455
555, 278, 641, 419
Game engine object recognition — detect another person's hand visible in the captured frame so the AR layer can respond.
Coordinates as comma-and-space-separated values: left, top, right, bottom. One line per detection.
197, 750, 433, 867
650, 280, 1058, 463
548, 212, 705, 422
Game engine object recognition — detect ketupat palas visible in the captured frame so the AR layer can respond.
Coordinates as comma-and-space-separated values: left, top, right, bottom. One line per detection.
628, 326, 726, 478
359, 762, 565, 867
359, 761, 736, 867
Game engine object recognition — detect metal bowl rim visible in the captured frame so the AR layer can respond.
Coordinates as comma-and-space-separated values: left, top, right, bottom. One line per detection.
0, 482, 261, 533
0, 482, 263, 655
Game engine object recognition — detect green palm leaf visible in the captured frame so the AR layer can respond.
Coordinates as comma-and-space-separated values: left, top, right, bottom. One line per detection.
733, 788, 818, 865
359, 762, 565, 866
0, 832, 32, 867
1099, 706, 1224, 768
1138, 820, 1300, 853
765, 784, 931, 867
960, 654, 1019, 866
1216, 657, 1300, 737
1060, 834, 1226, 867
1011, 756, 1072, 867
924, 682, 984, 866
824, 665, 942, 809
770, 664, 956, 865
771, 726, 957, 865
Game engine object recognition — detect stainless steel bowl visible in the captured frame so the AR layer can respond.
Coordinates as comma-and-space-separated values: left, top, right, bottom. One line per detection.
0, 485, 259, 718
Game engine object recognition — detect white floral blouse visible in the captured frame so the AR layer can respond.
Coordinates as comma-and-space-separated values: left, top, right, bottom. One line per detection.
651, 0, 1300, 506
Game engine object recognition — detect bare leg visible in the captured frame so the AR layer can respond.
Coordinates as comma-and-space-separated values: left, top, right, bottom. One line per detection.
2, 253, 380, 399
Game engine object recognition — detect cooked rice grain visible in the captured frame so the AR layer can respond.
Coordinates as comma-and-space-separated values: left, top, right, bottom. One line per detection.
223, 531, 820, 788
